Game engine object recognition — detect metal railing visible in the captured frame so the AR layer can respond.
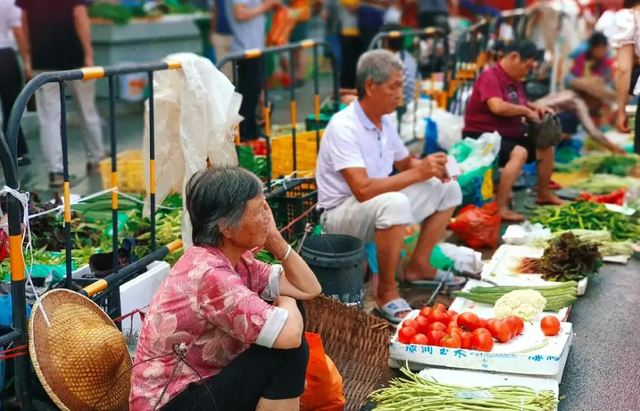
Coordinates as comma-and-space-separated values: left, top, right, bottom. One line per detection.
2, 60, 187, 410
217, 39, 340, 185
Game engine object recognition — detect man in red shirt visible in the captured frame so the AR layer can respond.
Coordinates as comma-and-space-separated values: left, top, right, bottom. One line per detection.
463, 40, 559, 222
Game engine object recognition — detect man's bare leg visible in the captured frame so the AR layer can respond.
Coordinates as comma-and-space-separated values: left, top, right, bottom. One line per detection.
496, 146, 528, 222
536, 146, 563, 205
375, 224, 407, 318
257, 397, 299, 411
404, 207, 456, 282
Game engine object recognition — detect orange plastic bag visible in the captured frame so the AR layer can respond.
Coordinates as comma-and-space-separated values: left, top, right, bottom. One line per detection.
267, 6, 301, 47
449, 202, 502, 249
301, 332, 346, 411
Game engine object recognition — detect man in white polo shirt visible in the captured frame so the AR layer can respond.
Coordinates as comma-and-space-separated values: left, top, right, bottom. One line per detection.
316, 49, 462, 323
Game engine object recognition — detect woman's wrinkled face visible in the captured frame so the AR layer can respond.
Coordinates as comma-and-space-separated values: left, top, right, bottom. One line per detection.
229, 194, 271, 249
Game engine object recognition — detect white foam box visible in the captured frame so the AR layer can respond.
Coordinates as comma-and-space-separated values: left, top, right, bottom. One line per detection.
416, 368, 560, 411
481, 245, 589, 296
389, 310, 573, 381
449, 280, 571, 322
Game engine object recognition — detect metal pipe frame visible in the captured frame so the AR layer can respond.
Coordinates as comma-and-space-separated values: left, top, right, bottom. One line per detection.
216, 39, 341, 186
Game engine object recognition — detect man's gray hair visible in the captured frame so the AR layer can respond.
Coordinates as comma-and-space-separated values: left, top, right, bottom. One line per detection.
186, 166, 264, 247
355, 49, 404, 99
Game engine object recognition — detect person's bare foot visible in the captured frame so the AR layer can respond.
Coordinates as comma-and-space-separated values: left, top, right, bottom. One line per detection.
403, 265, 437, 283
536, 194, 566, 206
499, 208, 525, 222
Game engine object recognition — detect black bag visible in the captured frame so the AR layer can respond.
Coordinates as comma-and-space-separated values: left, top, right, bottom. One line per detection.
528, 114, 562, 149
629, 65, 640, 96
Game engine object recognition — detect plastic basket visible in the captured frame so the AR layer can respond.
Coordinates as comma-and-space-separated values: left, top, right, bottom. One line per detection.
99, 150, 145, 193
271, 130, 324, 178
268, 180, 317, 242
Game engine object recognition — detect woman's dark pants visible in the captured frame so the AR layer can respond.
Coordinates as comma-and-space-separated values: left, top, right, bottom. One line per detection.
162, 301, 309, 411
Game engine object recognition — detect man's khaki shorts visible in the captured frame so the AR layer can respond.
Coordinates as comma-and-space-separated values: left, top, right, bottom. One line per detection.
323, 178, 462, 243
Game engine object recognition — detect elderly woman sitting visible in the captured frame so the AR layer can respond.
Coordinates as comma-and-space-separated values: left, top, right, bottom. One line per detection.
130, 166, 322, 411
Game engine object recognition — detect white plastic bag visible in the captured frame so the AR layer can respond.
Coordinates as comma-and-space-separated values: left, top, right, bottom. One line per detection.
438, 243, 483, 274
456, 131, 501, 172
142, 53, 241, 250
431, 108, 464, 151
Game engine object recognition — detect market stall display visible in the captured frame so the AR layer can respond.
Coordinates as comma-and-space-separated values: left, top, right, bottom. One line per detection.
389, 308, 573, 379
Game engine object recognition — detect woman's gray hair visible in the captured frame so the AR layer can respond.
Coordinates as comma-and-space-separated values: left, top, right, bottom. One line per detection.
186, 166, 264, 247
355, 49, 404, 99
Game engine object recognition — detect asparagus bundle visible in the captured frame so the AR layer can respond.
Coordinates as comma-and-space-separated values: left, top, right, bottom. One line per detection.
370, 366, 558, 411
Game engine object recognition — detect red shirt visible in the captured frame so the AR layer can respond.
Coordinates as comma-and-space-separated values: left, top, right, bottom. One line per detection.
463, 64, 528, 140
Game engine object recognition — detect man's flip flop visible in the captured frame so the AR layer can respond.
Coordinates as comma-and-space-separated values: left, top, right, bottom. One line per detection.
405, 269, 467, 288
373, 298, 412, 324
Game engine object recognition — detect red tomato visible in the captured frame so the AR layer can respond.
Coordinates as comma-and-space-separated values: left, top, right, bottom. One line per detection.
477, 318, 488, 329
398, 327, 417, 344
410, 333, 429, 345
427, 322, 447, 333
504, 318, 518, 339
486, 318, 496, 328
473, 328, 491, 337
419, 307, 432, 319
427, 330, 446, 346
506, 315, 525, 336
446, 321, 459, 333
440, 333, 462, 349
414, 315, 430, 334
402, 319, 420, 331
488, 320, 512, 343
540, 316, 561, 336
472, 332, 494, 352
429, 309, 450, 325
447, 310, 459, 318
434, 303, 447, 312
449, 314, 459, 325
460, 331, 474, 349
449, 327, 464, 336
457, 312, 480, 331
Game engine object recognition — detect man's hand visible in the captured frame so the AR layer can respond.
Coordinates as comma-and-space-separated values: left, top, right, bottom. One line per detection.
525, 107, 542, 123
527, 103, 554, 119
616, 109, 631, 134
418, 153, 447, 181
83, 54, 94, 68
264, 0, 282, 11
23, 61, 33, 81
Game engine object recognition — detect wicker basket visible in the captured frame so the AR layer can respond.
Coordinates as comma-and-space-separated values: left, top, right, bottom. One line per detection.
303, 295, 391, 411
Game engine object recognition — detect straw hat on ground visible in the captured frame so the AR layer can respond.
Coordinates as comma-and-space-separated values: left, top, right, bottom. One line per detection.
29, 289, 132, 411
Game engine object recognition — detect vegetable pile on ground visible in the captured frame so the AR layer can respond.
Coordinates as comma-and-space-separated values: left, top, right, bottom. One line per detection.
396, 303, 527, 352
568, 174, 639, 194
453, 282, 578, 313
514, 232, 602, 282
556, 153, 640, 176
529, 229, 634, 257
529, 201, 640, 241
370, 366, 558, 411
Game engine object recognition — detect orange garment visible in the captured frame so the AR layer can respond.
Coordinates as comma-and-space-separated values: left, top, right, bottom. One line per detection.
290, 0, 311, 21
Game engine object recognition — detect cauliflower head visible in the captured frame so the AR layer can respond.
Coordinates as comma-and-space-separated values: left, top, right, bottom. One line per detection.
493, 290, 547, 322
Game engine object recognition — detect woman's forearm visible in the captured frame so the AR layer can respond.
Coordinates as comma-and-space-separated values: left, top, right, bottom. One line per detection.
265, 234, 322, 298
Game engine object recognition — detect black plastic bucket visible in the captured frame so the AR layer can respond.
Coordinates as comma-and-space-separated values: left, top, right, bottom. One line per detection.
300, 234, 365, 308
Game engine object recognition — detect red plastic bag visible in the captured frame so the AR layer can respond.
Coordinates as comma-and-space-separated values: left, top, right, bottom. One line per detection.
449, 202, 501, 249
301, 332, 346, 411
267, 6, 300, 47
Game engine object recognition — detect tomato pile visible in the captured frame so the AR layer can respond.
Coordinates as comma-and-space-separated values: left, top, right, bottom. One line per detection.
396, 303, 526, 352
576, 188, 627, 205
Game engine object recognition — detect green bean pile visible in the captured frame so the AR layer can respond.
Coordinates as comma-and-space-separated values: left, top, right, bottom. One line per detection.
529, 201, 640, 242
370, 367, 558, 411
